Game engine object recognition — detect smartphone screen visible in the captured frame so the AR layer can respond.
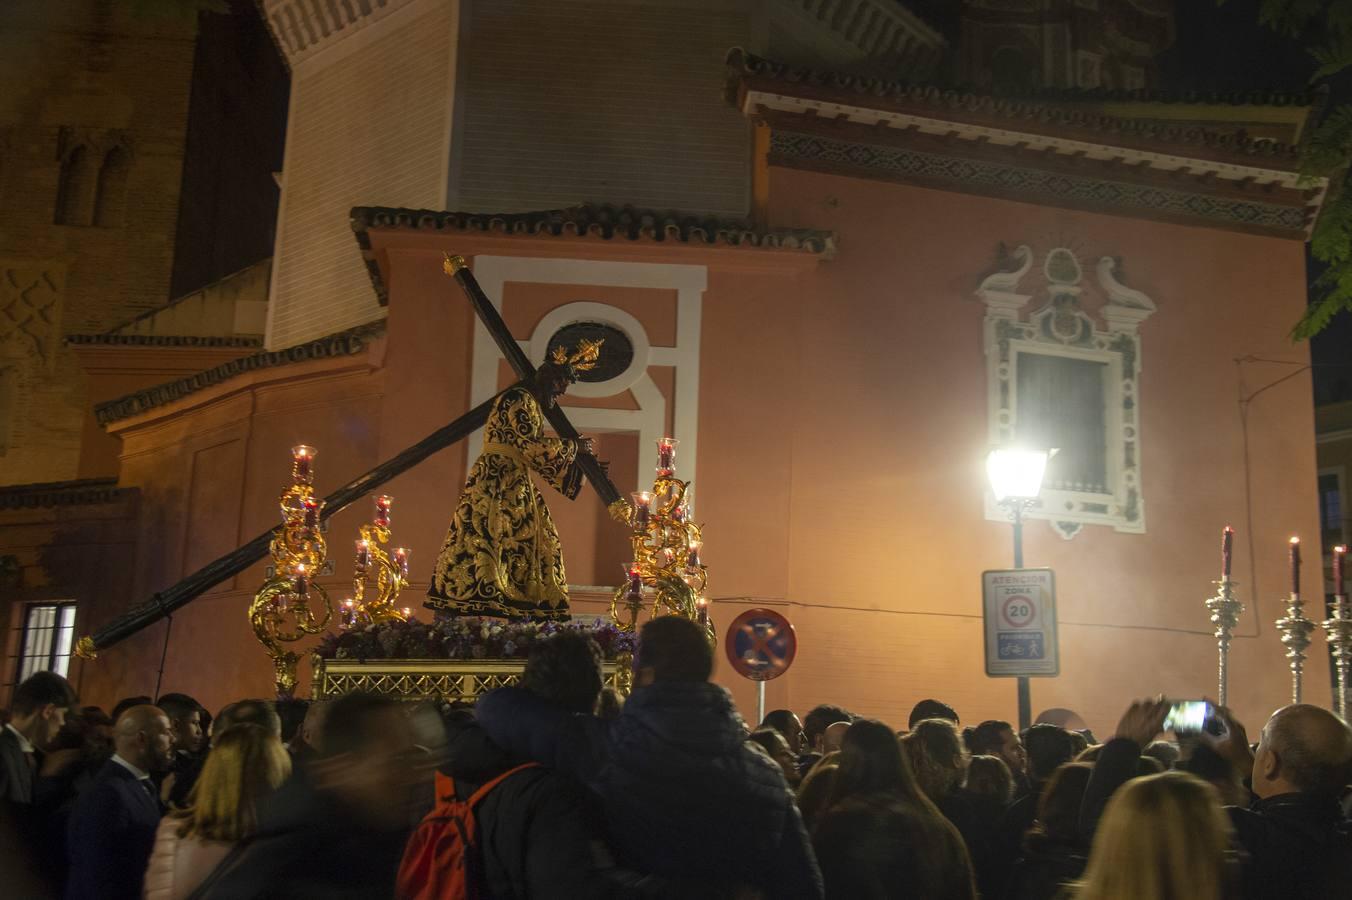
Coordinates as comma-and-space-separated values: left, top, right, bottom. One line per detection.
1163, 700, 1212, 734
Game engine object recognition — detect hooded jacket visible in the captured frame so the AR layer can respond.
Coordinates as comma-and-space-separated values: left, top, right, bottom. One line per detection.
476, 680, 824, 899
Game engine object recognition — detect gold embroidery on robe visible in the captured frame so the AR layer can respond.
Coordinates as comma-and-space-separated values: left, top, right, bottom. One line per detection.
427, 386, 582, 620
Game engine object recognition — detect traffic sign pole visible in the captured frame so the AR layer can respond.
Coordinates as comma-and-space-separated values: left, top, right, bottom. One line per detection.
757, 681, 766, 725
1013, 504, 1031, 732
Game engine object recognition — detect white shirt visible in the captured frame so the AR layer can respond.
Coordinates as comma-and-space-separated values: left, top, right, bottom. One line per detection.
111, 753, 151, 781
3, 723, 34, 755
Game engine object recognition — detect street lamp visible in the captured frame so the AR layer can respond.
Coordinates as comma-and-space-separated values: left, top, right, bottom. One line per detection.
986, 447, 1053, 731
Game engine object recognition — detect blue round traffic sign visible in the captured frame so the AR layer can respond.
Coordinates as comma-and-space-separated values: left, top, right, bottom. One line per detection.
725, 608, 797, 682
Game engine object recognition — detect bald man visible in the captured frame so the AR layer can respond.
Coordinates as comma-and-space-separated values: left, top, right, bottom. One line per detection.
65, 705, 175, 900
1226, 704, 1352, 900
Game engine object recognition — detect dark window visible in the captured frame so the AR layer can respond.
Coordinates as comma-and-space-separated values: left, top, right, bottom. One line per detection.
94, 146, 131, 227
15, 602, 76, 682
546, 322, 633, 384
1320, 472, 1344, 546
55, 146, 95, 226
1015, 353, 1109, 493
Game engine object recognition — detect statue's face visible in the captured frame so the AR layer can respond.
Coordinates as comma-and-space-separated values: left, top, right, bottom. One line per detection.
536, 365, 573, 403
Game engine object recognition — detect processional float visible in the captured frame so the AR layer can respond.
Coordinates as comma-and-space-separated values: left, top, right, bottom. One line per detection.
77, 251, 710, 699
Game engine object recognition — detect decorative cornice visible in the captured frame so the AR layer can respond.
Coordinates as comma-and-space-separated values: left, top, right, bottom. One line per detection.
0, 478, 136, 511
66, 334, 264, 349
259, 0, 417, 68
728, 49, 1310, 166
351, 203, 838, 305
94, 321, 385, 426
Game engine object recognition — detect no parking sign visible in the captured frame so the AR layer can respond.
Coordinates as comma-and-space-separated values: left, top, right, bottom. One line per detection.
982, 568, 1059, 677
725, 608, 796, 682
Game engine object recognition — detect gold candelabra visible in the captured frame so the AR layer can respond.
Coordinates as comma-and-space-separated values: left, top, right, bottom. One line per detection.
249, 445, 333, 696
340, 494, 412, 630
610, 437, 712, 640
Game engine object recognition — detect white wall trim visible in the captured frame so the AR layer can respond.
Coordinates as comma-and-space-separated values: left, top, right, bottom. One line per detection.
468, 256, 706, 495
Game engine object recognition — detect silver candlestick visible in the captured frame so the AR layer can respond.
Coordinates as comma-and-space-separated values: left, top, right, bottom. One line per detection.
1275, 592, 1316, 704
1323, 593, 1352, 720
1206, 579, 1244, 708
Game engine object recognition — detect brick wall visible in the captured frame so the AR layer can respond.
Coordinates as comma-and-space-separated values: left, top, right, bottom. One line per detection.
265, 0, 457, 349
0, 1, 197, 485
452, 0, 752, 217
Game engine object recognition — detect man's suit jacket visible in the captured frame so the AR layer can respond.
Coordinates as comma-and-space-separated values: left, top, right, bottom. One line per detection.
0, 726, 35, 804
65, 759, 163, 900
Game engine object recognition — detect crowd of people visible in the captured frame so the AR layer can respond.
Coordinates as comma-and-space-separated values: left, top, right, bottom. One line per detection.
1, 614, 1350, 898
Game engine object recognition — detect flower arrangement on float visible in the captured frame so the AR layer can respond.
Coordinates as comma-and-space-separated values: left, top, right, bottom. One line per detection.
314, 615, 638, 663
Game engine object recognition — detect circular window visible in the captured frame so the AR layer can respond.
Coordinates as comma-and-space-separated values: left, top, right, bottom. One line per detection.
546, 322, 633, 383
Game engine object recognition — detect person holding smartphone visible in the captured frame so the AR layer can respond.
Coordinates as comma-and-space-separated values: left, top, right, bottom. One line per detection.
1077, 698, 1352, 900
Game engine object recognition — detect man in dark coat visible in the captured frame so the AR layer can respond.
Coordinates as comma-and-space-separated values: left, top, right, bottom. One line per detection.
203, 691, 416, 899
477, 615, 824, 899
65, 704, 175, 900
412, 633, 674, 898
1, 671, 77, 806
1079, 699, 1352, 900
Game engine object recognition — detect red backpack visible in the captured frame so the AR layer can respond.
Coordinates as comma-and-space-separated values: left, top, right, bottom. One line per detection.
397, 763, 540, 900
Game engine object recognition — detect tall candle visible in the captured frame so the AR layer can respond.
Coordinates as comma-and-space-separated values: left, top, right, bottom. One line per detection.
1335, 545, 1347, 597
394, 547, 410, 579
687, 539, 702, 569
302, 498, 319, 529
1289, 536, 1301, 596
341, 598, 355, 629
624, 564, 643, 600
1221, 526, 1234, 580
696, 596, 709, 626
293, 562, 309, 597
375, 495, 392, 528
355, 539, 371, 574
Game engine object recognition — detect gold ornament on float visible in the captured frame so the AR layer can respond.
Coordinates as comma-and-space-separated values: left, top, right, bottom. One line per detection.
249, 445, 333, 696
341, 494, 411, 630
610, 437, 712, 642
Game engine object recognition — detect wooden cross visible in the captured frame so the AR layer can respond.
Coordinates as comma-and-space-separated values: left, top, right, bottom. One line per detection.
443, 254, 622, 508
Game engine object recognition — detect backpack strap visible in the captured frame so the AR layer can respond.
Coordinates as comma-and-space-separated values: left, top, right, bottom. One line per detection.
466, 762, 540, 808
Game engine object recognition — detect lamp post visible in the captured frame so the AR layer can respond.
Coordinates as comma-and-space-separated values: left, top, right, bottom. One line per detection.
986, 447, 1052, 733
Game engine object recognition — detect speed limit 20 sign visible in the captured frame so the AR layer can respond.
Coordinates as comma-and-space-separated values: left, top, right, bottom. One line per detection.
982, 568, 1059, 677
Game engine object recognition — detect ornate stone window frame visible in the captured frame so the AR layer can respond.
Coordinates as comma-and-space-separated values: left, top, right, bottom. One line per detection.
980, 245, 1156, 539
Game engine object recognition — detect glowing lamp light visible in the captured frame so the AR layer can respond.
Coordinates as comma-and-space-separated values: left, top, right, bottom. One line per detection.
985, 448, 1052, 502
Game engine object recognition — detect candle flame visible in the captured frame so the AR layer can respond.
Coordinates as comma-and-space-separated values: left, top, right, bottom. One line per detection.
1224, 525, 1234, 534
1290, 536, 1300, 545
1338, 545, 1348, 555
343, 598, 354, 607
294, 563, 307, 574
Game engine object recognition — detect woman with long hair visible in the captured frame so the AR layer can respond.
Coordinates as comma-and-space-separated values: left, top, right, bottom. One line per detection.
1004, 762, 1093, 900
813, 718, 976, 900
144, 722, 291, 899
1072, 770, 1234, 900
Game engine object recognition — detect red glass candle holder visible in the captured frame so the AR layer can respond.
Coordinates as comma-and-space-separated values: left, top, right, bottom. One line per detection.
656, 437, 678, 476
394, 547, 410, 579
291, 445, 316, 485
375, 495, 392, 528
354, 539, 371, 574
631, 492, 653, 532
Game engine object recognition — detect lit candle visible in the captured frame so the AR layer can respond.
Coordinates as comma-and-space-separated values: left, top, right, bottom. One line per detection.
696, 596, 709, 626
1221, 525, 1234, 581
375, 495, 392, 528
1335, 545, 1347, 597
302, 498, 320, 529
687, 539, 702, 569
293, 562, 309, 597
291, 445, 315, 484
624, 564, 643, 600
341, 598, 355, 629
355, 539, 371, 574
631, 492, 653, 531
1289, 536, 1301, 596
402, 607, 412, 620
656, 437, 678, 476
394, 547, 410, 579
